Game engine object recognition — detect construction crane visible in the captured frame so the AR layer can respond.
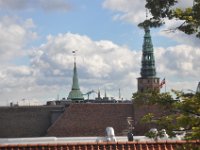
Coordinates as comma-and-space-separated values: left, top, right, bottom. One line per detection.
83, 90, 96, 100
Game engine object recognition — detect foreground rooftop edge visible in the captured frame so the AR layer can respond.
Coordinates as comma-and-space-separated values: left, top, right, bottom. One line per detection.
0, 140, 199, 150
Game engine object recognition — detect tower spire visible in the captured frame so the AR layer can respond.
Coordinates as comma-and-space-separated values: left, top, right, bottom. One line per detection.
140, 27, 156, 78
67, 50, 84, 101
137, 27, 160, 93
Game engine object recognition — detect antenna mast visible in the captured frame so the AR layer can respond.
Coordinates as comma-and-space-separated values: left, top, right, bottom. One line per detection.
119, 88, 121, 99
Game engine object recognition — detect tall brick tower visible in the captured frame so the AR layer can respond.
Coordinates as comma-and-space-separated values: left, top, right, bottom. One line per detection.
137, 27, 160, 92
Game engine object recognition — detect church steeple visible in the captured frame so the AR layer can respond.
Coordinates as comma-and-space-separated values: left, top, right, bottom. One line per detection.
137, 27, 160, 93
141, 27, 156, 78
67, 51, 84, 101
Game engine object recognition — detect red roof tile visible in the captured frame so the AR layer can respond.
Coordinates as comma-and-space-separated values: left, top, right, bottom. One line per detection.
0, 140, 199, 150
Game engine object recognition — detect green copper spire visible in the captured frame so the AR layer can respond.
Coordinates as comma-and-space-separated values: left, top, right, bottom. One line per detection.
67, 51, 84, 101
140, 27, 156, 78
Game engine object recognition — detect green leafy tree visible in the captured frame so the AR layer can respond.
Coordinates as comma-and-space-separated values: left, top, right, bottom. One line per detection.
138, 0, 200, 38
133, 90, 200, 140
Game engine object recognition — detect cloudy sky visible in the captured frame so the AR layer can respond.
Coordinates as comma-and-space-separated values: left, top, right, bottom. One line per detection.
0, 0, 199, 105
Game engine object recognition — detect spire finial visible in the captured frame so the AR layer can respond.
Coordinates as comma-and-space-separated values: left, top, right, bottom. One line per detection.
146, 8, 148, 20
72, 50, 77, 64
143, 9, 150, 29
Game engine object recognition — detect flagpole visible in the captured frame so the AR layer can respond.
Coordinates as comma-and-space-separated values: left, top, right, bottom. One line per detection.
165, 78, 166, 93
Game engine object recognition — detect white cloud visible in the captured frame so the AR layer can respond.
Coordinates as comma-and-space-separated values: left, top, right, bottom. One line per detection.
0, 32, 199, 106
103, 0, 200, 48
0, 32, 140, 105
174, 0, 193, 9
103, 0, 193, 25
30, 33, 139, 94
103, 0, 146, 24
155, 45, 200, 81
0, 16, 37, 61
0, 0, 70, 12
0, 66, 34, 90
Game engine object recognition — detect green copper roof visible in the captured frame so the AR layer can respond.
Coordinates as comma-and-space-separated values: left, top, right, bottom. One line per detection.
67, 62, 84, 101
140, 27, 156, 78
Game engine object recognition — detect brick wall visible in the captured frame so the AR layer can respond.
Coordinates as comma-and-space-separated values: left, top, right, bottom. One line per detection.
133, 103, 170, 135
0, 106, 64, 138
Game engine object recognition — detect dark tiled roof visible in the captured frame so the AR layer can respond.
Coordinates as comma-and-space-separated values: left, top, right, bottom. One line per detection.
47, 103, 134, 137
0, 141, 199, 150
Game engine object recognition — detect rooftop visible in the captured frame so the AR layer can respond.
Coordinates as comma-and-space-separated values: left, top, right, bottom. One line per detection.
0, 140, 199, 150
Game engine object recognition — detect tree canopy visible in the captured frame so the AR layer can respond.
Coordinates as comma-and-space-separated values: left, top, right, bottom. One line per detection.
132, 90, 200, 140
138, 0, 200, 38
